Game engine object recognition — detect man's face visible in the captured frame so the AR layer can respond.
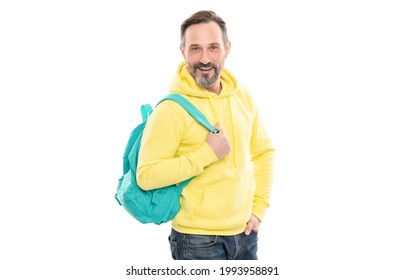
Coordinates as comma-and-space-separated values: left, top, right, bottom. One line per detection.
181, 21, 230, 92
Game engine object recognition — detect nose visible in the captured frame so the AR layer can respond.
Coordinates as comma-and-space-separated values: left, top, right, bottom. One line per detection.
199, 50, 210, 65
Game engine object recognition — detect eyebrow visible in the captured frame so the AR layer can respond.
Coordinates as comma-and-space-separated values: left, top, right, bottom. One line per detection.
188, 43, 220, 48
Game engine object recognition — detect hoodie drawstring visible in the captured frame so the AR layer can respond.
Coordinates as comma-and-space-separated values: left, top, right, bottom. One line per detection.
227, 95, 237, 167
208, 95, 237, 167
208, 96, 219, 122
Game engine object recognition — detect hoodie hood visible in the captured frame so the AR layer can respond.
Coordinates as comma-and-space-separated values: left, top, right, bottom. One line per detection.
169, 61, 239, 98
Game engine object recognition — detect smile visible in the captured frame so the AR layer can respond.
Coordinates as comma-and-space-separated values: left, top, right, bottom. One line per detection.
198, 66, 213, 71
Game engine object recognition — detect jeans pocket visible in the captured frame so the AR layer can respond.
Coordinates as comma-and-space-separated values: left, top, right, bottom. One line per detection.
184, 234, 224, 260
187, 234, 217, 247
168, 235, 178, 260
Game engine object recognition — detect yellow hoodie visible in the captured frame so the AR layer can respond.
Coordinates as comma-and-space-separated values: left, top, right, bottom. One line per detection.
137, 62, 274, 235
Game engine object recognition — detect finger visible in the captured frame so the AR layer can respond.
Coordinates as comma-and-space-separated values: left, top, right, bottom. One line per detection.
244, 222, 253, 235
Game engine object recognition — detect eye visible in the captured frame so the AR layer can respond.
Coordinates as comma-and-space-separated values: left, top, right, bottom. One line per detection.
210, 44, 221, 51
190, 46, 200, 52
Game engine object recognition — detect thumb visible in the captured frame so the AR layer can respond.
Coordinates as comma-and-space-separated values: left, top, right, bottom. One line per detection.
244, 221, 253, 236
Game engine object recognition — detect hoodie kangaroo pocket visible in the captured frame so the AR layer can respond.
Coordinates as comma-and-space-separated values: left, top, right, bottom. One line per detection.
196, 184, 251, 223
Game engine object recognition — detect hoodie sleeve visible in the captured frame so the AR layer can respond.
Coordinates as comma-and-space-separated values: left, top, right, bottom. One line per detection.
249, 96, 275, 222
136, 102, 218, 190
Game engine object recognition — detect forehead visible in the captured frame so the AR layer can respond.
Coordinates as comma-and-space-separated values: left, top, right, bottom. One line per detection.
184, 21, 224, 46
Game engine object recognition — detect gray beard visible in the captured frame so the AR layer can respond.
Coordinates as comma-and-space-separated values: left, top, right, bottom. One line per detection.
194, 71, 219, 88
189, 64, 220, 89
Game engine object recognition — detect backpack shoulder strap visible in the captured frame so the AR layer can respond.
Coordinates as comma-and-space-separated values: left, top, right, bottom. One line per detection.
158, 93, 219, 134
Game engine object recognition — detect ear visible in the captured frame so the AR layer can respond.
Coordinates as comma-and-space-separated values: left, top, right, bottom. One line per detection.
180, 44, 186, 59
224, 40, 231, 58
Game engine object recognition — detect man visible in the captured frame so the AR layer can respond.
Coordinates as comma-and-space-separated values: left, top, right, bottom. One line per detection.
137, 10, 274, 260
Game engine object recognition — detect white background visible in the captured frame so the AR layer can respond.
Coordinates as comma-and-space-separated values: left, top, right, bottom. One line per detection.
1, 0, 403, 279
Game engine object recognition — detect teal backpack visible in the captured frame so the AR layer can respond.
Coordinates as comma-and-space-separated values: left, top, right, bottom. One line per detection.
115, 93, 218, 225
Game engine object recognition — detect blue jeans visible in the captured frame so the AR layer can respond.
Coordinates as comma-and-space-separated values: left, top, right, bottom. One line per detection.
168, 228, 258, 260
